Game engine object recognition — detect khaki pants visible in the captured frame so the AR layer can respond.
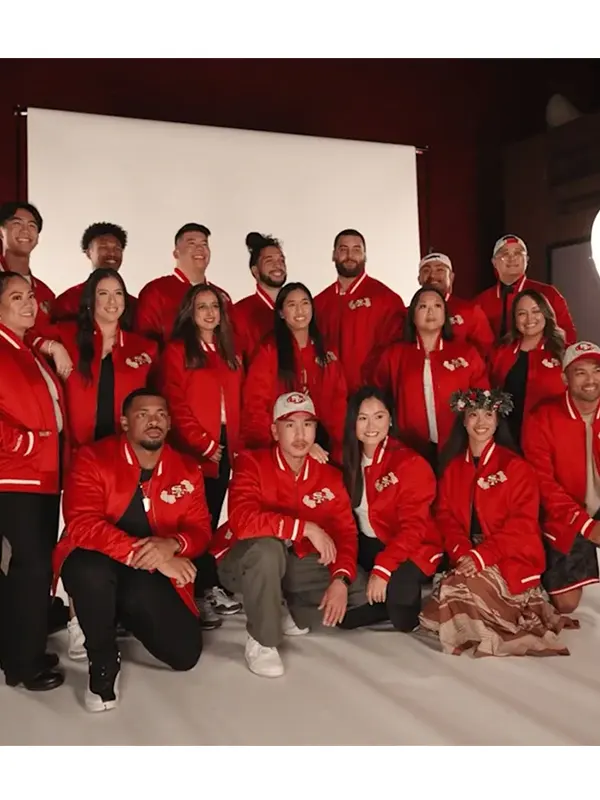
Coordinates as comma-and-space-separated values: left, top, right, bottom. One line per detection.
218, 538, 367, 647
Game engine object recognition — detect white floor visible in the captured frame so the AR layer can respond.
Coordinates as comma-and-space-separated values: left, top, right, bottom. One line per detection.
2, 586, 600, 746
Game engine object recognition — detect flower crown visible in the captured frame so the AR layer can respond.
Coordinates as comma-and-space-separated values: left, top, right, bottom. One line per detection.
450, 388, 514, 417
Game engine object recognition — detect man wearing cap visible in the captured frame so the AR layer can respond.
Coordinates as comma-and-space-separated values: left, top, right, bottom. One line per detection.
211, 391, 366, 678
418, 252, 494, 357
135, 223, 232, 347
475, 234, 576, 345
523, 341, 600, 614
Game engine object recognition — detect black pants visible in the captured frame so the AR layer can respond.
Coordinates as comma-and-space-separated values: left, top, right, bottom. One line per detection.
62, 549, 202, 671
341, 534, 427, 632
195, 425, 230, 594
0, 492, 60, 682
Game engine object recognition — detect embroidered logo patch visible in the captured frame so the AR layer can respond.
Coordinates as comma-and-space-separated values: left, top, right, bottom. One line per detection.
125, 352, 153, 369
302, 487, 335, 508
575, 342, 594, 352
375, 472, 399, 492
449, 314, 464, 326
443, 357, 469, 371
541, 357, 561, 368
160, 479, 194, 504
477, 470, 507, 490
348, 297, 371, 310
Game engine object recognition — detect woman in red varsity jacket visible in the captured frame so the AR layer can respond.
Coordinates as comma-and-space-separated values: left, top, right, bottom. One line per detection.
0, 271, 67, 691
159, 283, 243, 624
340, 387, 443, 632
419, 388, 570, 657
490, 289, 565, 444
241, 282, 348, 464
373, 286, 489, 466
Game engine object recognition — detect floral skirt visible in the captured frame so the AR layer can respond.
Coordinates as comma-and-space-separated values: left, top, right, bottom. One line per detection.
419, 566, 576, 657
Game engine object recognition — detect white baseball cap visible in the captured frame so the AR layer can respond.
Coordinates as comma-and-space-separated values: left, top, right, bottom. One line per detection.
419, 252, 452, 271
273, 392, 317, 422
563, 341, 600, 371
492, 234, 527, 257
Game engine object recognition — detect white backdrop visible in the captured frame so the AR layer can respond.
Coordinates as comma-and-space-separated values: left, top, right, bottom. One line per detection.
27, 108, 421, 303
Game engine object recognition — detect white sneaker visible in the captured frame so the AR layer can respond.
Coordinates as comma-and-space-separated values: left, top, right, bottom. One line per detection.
67, 617, 87, 661
245, 634, 284, 678
205, 586, 243, 616
282, 608, 309, 636
85, 660, 121, 713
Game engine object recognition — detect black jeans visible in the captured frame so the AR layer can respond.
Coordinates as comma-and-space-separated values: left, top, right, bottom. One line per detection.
195, 425, 230, 594
341, 534, 427, 632
62, 549, 202, 671
0, 492, 60, 682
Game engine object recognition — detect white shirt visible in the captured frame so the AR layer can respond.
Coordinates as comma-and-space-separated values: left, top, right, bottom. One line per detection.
34, 357, 64, 433
354, 454, 378, 538
422, 356, 438, 444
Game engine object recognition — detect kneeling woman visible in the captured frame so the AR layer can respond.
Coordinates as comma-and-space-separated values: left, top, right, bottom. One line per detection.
419, 388, 571, 657
341, 387, 443, 631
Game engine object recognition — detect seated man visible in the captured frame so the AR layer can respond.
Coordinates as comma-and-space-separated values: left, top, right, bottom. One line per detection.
523, 342, 600, 614
212, 392, 367, 678
54, 389, 212, 712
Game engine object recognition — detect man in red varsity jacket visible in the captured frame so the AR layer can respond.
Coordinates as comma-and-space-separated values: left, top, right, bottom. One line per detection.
475, 234, 576, 345
52, 222, 137, 321
314, 229, 406, 394
523, 341, 600, 614
135, 222, 231, 347
0, 201, 55, 329
54, 388, 211, 712
418, 252, 494, 357
211, 392, 366, 678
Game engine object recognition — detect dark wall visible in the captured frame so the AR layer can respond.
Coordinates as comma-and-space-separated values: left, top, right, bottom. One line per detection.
1, 58, 590, 298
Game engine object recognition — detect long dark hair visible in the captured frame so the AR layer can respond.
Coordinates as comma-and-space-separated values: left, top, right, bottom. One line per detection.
505, 288, 565, 360
437, 413, 521, 477
403, 285, 454, 343
76, 268, 133, 382
273, 282, 327, 389
342, 386, 400, 508
172, 283, 239, 370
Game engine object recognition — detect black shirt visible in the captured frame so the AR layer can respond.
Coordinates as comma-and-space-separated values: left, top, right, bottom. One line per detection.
94, 354, 116, 442
470, 456, 484, 546
116, 467, 154, 538
503, 349, 529, 445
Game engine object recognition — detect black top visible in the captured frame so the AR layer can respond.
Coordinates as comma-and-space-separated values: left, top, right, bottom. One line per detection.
94, 353, 116, 442
116, 467, 154, 538
470, 456, 484, 546
503, 349, 529, 444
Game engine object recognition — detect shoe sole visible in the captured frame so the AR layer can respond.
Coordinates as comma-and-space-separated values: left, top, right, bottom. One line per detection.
200, 621, 223, 630
85, 691, 119, 712
214, 606, 243, 616
246, 660, 284, 678
283, 627, 309, 636
68, 651, 88, 662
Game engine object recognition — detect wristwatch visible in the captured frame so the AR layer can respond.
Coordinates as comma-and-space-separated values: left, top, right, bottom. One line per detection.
335, 575, 351, 587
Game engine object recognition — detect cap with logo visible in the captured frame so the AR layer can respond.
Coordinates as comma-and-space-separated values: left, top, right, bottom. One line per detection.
562, 341, 600, 371
273, 392, 317, 422
492, 234, 527, 257
419, 252, 453, 271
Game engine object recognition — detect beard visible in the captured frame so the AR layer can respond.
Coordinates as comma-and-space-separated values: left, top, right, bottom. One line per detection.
335, 259, 365, 279
260, 272, 286, 289
139, 437, 164, 451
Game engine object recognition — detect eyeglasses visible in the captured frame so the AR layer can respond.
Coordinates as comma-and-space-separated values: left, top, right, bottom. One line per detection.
495, 250, 526, 261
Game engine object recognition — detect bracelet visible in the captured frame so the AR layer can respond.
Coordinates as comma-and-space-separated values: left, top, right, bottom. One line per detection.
46, 340, 56, 356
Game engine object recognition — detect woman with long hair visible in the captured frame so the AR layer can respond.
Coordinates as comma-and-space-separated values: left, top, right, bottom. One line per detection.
340, 387, 443, 632
35, 267, 158, 661
419, 387, 573, 657
372, 285, 489, 465
159, 283, 243, 626
241, 282, 347, 464
490, 288, 566, 444
0, 271, 66, 691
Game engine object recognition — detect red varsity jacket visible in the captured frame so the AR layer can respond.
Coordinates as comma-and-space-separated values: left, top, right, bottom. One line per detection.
445, 293, 495, 358
232, 285, 275, 368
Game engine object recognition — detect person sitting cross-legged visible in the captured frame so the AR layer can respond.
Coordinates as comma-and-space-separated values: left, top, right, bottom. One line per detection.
54, 389, 212, 711
211, 392, 368, 678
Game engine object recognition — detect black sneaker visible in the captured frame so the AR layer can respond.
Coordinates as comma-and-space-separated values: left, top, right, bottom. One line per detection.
86, 655, 121, 712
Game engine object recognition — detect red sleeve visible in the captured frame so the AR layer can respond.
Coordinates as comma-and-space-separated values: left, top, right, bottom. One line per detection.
361, 293, 406, 384
470, 458, 543, 571
549, 287, 576, 345
370, 344, 395, 391
0, 417, 42, 458
373, 456, 441, 580
240, 343, 276, 449
63, 447, 136, 565
468, 345, 490, 389
51, 289, 79, 322
320, 357, 347, 461
435, 467, 472, 564
134, 284, 163, 344
322, 474, 358, 582
158, 344, 220, 460
175, 466, 212, 558
522, 410, 591, 553
468, 303, 495, 358
228, 452, 306, 542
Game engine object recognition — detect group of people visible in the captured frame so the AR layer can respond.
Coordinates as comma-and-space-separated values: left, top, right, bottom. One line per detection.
0, 198, 597, 714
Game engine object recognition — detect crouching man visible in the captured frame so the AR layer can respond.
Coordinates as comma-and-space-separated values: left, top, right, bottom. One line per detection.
54, 389, 212, 712
212, 392, 367, 677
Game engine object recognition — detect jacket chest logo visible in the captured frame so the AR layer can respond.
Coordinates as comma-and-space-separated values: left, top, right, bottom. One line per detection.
449, 314, 464, 326
348, 297, 371, 310
125, 352, 153, 369
375, 471, 398, 492
477, 470, 507, 490
541, 357, 561, 369
443, 357, 468, 371
303, 487, 335, 508
160, 479, 194, 504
